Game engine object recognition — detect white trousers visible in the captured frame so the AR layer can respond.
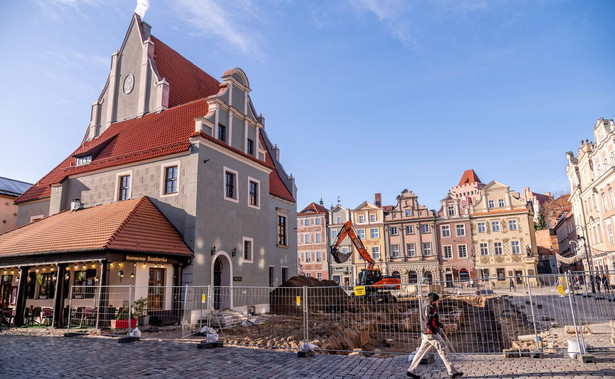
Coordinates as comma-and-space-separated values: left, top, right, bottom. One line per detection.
407, 333, 459, 376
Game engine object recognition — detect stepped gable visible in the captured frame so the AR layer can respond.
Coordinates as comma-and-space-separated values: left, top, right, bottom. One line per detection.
17, 26, 294, 204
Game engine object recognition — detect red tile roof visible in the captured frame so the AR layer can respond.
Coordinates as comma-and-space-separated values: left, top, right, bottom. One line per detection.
457, 169, 482, 186
298, 202, 329, 215
16, 29, 294, 205
151, 36, 221, 108
0, 197, 192, 258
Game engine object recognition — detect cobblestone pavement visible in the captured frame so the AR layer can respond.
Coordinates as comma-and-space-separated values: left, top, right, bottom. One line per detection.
1, 334, 614, 378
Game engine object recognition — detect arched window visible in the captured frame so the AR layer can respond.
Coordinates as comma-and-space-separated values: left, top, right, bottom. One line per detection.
408, 271, 418, 284
459, 268, 470, 282
391, 271, 400, 278
424, 271, 433, 285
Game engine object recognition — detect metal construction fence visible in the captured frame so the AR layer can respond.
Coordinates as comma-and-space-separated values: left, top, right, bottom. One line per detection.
64, 271, 615, 356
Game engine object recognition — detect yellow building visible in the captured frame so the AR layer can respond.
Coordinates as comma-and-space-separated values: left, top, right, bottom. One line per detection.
471, 181, 538, 287
350, 201, 386, 281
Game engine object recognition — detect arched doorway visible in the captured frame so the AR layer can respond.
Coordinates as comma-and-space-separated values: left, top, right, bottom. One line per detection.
459, 269, 470, 282
212, 254, 232, 310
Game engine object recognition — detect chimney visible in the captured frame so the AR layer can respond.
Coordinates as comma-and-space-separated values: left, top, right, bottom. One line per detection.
142, 21, 152, 39
375, 193, 382, 207
71, 198, 83, 211
272, 144, 280, 161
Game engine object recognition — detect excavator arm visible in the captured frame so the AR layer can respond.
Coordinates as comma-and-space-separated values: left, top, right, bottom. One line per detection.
330, 220, 375, 270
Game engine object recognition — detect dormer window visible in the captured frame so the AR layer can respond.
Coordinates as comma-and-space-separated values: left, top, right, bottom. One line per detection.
75, 155, 92, 166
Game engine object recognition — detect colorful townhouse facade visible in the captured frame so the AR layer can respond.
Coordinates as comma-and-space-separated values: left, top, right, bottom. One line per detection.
0, 14, 296, 326
350, 199, 387, 283
328, 204, 354, 286
297, 201, 329, 280
566, 117, 615, 277
384, 190, 439, 286
470, 181, 538, 285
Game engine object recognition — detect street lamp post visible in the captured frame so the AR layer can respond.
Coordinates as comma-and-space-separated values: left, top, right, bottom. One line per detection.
578, 236, 596, 293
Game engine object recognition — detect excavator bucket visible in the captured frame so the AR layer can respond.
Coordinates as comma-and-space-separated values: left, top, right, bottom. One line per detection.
330, 247, 351, 263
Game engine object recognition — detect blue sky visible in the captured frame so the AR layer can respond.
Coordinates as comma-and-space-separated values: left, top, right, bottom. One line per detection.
1, 0, 614, 211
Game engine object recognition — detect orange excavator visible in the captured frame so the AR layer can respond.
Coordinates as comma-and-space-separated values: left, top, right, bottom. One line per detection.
330, 220, 401, 302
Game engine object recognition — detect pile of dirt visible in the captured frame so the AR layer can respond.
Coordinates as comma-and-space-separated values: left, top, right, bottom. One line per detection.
270, 276, 350, 315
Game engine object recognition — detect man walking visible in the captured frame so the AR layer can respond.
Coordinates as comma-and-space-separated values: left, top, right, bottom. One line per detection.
407, 293, 463, 379
509, 278, 516, 292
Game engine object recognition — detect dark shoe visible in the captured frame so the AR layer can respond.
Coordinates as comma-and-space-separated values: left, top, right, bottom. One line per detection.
450, 372, 463, 378
406, 372, 421, 378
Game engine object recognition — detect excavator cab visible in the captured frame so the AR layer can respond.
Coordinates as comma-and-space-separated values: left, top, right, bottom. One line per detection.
359, 269, 383, 286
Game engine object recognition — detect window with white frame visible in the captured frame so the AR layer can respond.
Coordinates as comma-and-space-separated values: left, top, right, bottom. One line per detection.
602, 192, 609, 211
224, 168, 238, 202
405, 225, 414, 234
498, 199, 505, 207
336, 216, 342, 224
316, 251, 322, 262
443, 245, 452, 259
608, 224, 615, 245
358, 215, 365, 223
447, 205, 455, 216
491, 221, 500, 232
371, 246, 380, 260
456, 224, 465, 236
390, 226, 398, 235
317, 272, 322, 280
405, 209, 411, 217
391, 244, 400, 258
511, 240, 521, 254
315, 218, 321, 225
331, 230, 338, 240
458, 244, 468, 258
357, 229, 366, 239
305, 252, 311, 262
163, 165, 178, 195
305, 234, 310, 244
306, 273, 311, 278
441, 225, 451, 237
118, 174, 131, 201
421, 224, 430, 233
488, 199, 494, 208
477, 222, 486, 233
243, 237, 253, 262
315, 234, 321, 243
305, 219, 310, 226
422, 242, 432, 256
494, 242, 503, 255
610, 188, 615, 208
370, 228, 379, 239
370, 214, 376, 222
406, 243, 415, 257
480, 242, 489, 255
508, 219, 517, 231
248, 178, 260, 208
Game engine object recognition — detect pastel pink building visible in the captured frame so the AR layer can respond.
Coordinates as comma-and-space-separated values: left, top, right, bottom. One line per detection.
297, 201, 329, 280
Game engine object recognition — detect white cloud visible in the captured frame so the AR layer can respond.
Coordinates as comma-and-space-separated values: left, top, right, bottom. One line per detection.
173, 0, 264, 60
351, 0, 415, 46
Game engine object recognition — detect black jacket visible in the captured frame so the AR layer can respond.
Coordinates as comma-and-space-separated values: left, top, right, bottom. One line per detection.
425, 303, 444, 334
